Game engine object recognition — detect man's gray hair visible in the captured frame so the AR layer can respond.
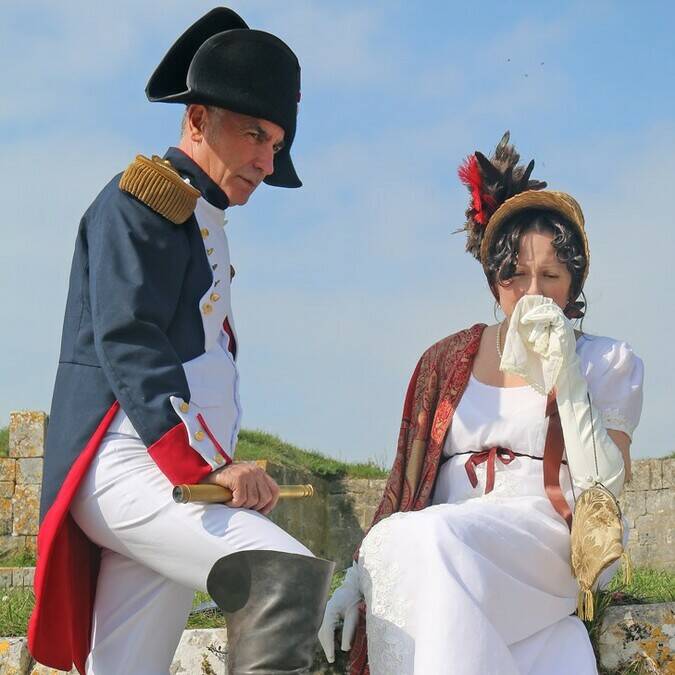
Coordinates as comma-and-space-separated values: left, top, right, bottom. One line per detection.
180, 105, 227, 140
180, 107, 189, 138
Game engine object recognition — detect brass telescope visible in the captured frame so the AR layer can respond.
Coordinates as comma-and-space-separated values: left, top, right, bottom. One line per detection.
173, 483, 314, 504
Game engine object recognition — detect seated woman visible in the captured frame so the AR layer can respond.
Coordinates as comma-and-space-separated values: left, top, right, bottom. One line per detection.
319, 133, 643, 675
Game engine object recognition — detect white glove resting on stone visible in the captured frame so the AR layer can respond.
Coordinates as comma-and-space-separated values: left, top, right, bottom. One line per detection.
318, 562, 362, 663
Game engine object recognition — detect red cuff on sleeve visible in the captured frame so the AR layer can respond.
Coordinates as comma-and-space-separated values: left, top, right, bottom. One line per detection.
148, 423, 212, 485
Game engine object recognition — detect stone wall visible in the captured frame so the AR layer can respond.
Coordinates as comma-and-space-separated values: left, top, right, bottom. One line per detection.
621, 458, 675, 571
319, 477, 387, 567
0, 412, 45, 560
261, 466, 388, 568
2, 411, 674, 573
0, 567, 34, 589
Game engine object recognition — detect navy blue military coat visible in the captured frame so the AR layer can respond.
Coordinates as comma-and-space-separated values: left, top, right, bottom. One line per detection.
29, 148, 241, 672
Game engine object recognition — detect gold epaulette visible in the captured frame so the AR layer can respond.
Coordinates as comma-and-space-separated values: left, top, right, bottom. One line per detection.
119, 154, 201, 224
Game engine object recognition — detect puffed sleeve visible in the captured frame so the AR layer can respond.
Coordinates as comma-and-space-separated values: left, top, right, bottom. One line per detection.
578, 336, 644, 439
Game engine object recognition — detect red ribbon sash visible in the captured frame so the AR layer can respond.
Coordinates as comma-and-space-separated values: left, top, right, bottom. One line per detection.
464, 447, 517, 494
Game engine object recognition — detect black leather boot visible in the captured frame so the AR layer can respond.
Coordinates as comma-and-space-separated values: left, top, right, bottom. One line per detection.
207, 550, 335, 674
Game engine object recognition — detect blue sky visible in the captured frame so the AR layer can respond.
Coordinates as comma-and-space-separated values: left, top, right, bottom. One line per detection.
1, 1, 673, 464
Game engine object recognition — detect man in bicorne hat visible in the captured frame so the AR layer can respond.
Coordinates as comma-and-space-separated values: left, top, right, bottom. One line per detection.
28, 8, 334, 674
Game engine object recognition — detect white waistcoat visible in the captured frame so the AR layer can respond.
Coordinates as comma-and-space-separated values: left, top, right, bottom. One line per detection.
168, 197, 242, 469
106, 183, 244, 475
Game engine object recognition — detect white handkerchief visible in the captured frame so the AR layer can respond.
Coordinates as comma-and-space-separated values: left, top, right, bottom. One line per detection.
500, 295, 568, 394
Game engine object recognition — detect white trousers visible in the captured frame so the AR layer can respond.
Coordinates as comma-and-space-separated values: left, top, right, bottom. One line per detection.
70, 411, 311, 675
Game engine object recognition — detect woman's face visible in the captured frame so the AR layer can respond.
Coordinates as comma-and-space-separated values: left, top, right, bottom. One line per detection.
496, 230, 573, 320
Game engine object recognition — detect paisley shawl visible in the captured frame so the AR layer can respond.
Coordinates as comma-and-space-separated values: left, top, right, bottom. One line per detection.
349, 323, 486, 674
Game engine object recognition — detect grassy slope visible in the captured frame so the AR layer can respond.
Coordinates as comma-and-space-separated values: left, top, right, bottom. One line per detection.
235, 429, 387, 479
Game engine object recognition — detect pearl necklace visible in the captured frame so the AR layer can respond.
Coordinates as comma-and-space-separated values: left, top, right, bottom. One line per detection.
496, 320, 507, 360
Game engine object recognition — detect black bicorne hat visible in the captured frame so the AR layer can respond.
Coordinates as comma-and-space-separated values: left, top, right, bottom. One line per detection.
146, 8, 301, 188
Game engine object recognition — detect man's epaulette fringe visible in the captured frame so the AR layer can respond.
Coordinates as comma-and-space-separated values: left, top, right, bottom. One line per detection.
119, 155, 201, 224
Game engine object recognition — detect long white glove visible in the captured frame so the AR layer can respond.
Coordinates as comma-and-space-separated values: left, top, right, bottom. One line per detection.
501, 295, 625, 497
318, 563, 362, 663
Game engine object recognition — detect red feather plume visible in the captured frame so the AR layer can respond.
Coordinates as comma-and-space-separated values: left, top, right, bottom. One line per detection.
458, 155, 495, 226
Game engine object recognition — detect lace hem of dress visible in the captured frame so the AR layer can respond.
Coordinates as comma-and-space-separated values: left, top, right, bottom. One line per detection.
360, 513, 412, 674
602, 408, 633, 438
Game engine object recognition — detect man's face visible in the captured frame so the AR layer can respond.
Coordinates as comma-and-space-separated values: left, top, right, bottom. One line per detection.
186, 106, 286, 206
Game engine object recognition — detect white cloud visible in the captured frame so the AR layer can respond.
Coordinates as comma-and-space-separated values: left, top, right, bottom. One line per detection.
1, 2, 177, 121
1, 1, 388, 124
250, 2, 389, 88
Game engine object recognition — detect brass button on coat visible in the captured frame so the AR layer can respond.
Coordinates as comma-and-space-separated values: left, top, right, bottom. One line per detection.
207, 248, 215, 256
214, 455, 224, 465
210, 292, 220, 302
179, 402, 190, 413
202, 303, 213, 315
201, 228, 210, 238
194, 431, 205, 441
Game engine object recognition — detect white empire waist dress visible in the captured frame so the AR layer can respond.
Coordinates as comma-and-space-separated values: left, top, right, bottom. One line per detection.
358, 335, 643, 675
